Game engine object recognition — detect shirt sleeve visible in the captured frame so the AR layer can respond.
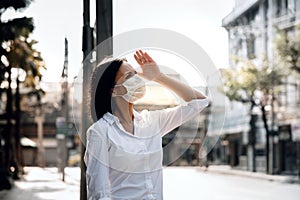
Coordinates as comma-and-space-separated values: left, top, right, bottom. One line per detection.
84, 126, 111, 200
151, 97, 210, 136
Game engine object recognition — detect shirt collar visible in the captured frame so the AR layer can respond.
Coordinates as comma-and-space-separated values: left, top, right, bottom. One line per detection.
133, 110, 143, 122
103, 110, 143, 125
103, 112, 119, 125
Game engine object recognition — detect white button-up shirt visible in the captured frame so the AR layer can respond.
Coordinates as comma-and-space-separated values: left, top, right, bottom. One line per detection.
84, 98, 209, 200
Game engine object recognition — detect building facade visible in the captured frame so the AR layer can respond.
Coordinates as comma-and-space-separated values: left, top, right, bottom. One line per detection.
221, 0, 300, 174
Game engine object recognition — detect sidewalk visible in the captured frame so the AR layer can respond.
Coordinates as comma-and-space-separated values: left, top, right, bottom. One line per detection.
0, 167, 80, 200
199, 165, 300, 184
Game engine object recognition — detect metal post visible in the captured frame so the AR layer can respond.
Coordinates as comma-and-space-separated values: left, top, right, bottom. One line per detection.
35, 110, 45, 168
57, 134, 67, 181
297, 141, 300, 179
269, 90, 275, 175
262, 104, 270, 174
80, 1, 112, 200
81, 0, 93, 199
62, 38, 69, 124
249, 113, 257, 172
96, 0, 113, 62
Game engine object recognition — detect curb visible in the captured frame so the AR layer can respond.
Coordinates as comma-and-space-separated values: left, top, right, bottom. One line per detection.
198, 165, 300, 184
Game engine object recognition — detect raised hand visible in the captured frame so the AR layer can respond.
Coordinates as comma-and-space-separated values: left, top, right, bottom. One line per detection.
134, 50, 161, 81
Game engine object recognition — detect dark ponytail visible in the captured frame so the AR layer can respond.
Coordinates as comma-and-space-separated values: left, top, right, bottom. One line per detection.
90, 58, 124, 122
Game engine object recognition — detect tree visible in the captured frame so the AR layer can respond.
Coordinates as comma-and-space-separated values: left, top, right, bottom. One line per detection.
7, 37, 45, 173
274, 25, 300, 74
0, 0, 44, 189
222, 58, 285, 173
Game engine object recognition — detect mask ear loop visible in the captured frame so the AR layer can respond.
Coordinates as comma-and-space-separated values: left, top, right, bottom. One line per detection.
112, 84, 127, 97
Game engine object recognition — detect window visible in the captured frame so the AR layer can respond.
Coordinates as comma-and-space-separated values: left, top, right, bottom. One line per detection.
246, 34, 256, 59
275, 0, 282, 17
287, 0, 296, 13
275, 0, 294, 16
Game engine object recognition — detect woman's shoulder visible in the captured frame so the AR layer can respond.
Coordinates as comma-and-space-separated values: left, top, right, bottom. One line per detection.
86, 118, 110, 139
89, 117, 109, 128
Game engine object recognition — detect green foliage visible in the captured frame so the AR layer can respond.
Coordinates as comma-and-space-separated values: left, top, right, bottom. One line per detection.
0, 0, 41, 181
6, 38, 45, 87
0, 0, 44, 90
0, 17, 34, 41
222, 58, 285, 102
0, 0, 34, 43
274, 25, 300, 74
0, 0, 33, 11
0, 0, 45, 112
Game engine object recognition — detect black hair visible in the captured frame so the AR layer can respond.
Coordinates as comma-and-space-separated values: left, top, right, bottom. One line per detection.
90, 58, 124, 122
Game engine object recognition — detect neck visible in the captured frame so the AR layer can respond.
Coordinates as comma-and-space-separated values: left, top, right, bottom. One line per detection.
112, 97, 134, 133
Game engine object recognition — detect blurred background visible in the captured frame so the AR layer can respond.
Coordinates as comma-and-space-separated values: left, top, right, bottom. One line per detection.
0, 0, 299, 200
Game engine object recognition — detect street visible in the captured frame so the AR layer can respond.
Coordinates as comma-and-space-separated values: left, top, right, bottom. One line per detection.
0, 167, 299, 200
163, 167, 300, 200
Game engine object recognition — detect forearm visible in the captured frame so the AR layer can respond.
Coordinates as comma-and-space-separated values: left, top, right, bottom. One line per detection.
154, 73, 207, 102
134, 50, 207, 101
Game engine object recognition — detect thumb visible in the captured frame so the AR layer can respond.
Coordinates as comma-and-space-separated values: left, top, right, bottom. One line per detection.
137, 71, 144, 77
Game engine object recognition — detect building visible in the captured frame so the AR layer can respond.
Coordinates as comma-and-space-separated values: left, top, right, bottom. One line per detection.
21, 39, 77, 167
221, 0, 300, 174
20, 81, 76, 166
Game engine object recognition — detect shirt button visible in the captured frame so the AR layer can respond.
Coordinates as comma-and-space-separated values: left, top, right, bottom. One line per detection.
146, 179, 153, 188
139, 142, 145, 146
146, 175, 151, 179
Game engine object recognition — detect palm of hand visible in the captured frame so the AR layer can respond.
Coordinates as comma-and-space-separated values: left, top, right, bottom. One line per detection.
139, 63, 161, 81
134, 50, 161, 81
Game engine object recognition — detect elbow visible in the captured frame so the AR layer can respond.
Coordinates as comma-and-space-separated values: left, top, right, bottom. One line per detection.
183, 91, 207, 102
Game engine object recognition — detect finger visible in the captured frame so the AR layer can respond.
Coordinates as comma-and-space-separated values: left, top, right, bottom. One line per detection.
142, 51, 151, 63
137, 50, 148, 64
144, 52, 154, 63
137, 71, 144, 77
136, 50, 143, 59
134, 54, 143, 65
139, 51, 153, 63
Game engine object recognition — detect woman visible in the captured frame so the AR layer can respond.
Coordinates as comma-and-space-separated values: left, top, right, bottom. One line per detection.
85, 50, 209, 200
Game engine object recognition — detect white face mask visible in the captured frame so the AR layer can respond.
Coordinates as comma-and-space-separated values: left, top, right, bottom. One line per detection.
115, 74, 146, 103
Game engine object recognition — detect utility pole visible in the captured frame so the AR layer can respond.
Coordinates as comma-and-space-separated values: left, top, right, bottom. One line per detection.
96, 0, 113, 62
57, 38, 69, 182
81, 0, 93, 199
80, 1, 112, 199
35, 104, 45, 168
249, 112, 257, 172
62, 38, 69, 123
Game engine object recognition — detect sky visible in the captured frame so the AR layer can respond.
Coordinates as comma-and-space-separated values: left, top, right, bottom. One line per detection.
3, 0, 235, 84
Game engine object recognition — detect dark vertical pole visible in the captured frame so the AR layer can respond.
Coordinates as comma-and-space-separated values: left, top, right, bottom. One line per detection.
96, 0, 113, 62
297, 141, 300, 179
270, 86, 275, 175
262, 105, 270, 174
14, 76, 22, 179
80, 1, 112, 199
1, 66, 13, 189
5, 67, 12, 170
249, 113, 257, 172
63, 38, 69, 124
81, 0, 93, 199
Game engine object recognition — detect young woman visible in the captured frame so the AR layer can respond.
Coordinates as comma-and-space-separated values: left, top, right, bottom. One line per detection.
84, 50, 209, 200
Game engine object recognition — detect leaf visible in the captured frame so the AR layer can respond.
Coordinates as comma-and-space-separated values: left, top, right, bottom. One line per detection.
0, 17, 34, 41
0, 0, 33, 11
274, 25, 300, 75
